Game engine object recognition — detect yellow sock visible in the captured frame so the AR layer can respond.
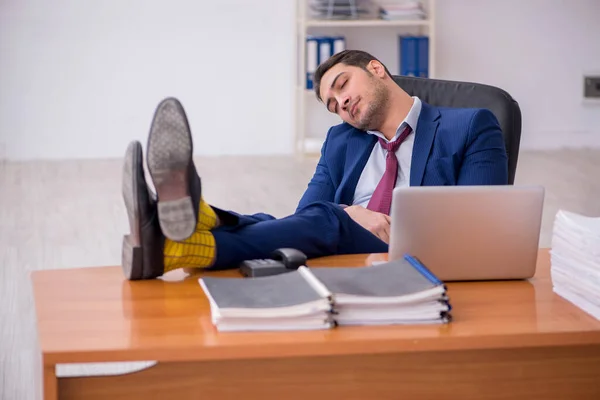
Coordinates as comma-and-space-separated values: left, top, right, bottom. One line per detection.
163, 197, 217, 272
196, 196, 218, 230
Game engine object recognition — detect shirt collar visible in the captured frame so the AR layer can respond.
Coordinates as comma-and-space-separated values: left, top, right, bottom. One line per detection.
367, 96, 422, 142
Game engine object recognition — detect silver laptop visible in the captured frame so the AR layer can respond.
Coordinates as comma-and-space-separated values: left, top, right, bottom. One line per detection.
388, 185, 545, 281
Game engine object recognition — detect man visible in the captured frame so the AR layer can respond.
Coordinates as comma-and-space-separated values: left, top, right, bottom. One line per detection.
121, 50, 508, 280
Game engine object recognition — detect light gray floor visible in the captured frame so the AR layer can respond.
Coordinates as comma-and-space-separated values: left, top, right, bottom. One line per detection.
1, 150, 600, 399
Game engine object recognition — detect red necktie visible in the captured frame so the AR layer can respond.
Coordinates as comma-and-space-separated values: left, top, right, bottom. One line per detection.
366, 125, 412, 215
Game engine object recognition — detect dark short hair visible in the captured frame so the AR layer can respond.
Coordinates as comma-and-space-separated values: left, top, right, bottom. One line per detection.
313, 49, 393, 102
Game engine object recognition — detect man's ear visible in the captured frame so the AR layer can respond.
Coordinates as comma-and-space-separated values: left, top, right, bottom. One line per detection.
366, 60, 387, 78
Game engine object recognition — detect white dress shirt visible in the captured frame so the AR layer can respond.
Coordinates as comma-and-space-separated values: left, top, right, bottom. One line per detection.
352, 96, 422, 208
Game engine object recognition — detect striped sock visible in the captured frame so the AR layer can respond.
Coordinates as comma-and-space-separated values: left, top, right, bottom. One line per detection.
163, 197, 218, 272
196, 196, 218, 230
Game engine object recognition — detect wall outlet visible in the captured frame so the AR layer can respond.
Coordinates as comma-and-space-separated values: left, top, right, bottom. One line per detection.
584, 76, 600, 98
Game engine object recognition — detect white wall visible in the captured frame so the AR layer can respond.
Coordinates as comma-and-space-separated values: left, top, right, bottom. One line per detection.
435, 0, 600, 150
0, 0, 295, 160
1, 0, 599, 160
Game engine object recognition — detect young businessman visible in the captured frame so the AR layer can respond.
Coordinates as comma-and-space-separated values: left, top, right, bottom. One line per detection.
120, 50, 508, 280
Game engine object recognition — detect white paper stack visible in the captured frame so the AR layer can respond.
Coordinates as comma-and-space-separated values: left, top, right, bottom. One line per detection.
550, 209, 600, 320
376, 0, 426, 20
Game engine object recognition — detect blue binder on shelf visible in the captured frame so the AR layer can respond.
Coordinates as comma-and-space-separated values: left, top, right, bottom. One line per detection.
305, 35, 347, 90
416, 36, 429, 78
306, 36, 319, 90
399, 35, 429, 78
331, 35, 346, 55
317, 36, 332, 67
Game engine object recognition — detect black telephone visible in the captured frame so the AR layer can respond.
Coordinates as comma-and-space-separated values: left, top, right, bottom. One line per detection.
239, 248, 308, 278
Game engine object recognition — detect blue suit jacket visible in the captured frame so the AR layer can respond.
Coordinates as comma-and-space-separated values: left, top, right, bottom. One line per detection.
296, 102, 508, 211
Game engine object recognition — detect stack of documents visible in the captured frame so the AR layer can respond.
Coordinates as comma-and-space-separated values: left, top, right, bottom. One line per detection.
550, 210, 600, 320
377, 0, 426, 20
199, 255, 451, 332
309, 0, 373, 20
199, 269, 334, 332
310, 255, 451, 326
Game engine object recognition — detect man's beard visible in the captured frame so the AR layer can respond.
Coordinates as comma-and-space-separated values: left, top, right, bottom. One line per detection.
353, 79, 389, 131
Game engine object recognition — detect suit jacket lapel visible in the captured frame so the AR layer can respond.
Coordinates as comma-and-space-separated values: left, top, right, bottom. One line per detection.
338, 130, 377, 205
410, 102, 440, 186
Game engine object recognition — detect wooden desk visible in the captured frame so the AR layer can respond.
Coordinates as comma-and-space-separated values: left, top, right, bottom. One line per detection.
31, 249, 600, 400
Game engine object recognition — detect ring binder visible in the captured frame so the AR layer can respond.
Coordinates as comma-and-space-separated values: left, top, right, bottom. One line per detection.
199, 255, 451, 331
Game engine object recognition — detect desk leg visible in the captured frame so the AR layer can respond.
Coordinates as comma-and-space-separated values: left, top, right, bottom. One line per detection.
43, 365, 57, 400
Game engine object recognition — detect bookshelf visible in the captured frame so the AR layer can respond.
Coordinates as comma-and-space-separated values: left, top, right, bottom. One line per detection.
306, 19, 430, 27
294, 0, 436, 157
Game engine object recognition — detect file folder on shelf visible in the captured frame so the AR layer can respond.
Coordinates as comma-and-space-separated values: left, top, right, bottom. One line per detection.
399, 35, 429, 78
332, 35, 346, 54
306, 36, 319, 90
305, 35, 347, 90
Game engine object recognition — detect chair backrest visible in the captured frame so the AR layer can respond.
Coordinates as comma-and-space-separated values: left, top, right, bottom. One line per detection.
392, 75, 522, 184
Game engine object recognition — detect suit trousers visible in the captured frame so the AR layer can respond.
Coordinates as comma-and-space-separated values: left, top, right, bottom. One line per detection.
209, 201, 388, 269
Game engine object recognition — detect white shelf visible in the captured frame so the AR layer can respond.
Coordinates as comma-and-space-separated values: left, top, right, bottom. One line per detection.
294, 0, 436, 158
305, 19, 430, 28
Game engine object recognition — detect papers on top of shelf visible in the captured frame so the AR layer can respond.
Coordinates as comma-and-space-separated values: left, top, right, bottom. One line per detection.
309, 0, 374, 20
308, 0, 427, 21
376, 0, 426, 20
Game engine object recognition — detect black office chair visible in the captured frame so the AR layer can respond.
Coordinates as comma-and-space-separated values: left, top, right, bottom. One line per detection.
392, 75, 522, 184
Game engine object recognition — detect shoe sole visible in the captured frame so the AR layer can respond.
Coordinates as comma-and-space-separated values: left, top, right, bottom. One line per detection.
146, 98, 196, 241
121, 141, 145, 280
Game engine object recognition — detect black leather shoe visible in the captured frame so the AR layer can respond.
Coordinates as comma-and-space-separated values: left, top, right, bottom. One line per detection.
146, 97, 203, 241
121, 141, 165, 280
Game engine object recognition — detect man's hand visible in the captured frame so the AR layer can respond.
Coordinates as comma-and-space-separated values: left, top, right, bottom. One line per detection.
344, 205, 391, 244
